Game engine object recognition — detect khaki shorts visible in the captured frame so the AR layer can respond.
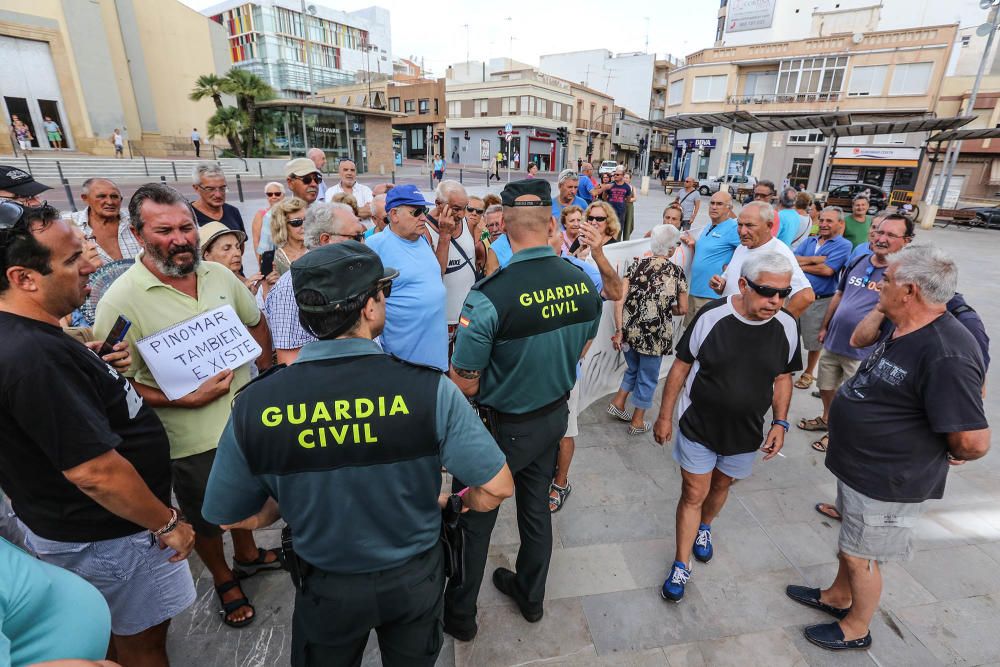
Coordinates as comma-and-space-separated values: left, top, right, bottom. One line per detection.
799, 297, 831, 352
684, 295, 718, 328
836, 480, 923, 562
817, 350, 861, 391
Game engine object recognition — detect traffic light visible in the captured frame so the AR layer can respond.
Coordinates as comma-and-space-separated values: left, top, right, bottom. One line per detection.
556, 126, 567, 146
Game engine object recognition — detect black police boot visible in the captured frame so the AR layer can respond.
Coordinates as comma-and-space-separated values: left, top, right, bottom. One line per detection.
443, 615, 478, 642
492, 567, 543, 623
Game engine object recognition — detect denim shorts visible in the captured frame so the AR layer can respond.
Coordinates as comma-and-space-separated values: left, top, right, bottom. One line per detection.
22, 525, 196, 636
836, 480, 923, 562
672, 428, 757, 479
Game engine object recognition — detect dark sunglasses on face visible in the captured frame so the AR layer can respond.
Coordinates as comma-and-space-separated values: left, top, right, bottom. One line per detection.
466, 206, 485, 214
336, 232, 366, 242
753, 192, 770, 200
287, 217, 305, 227
744, 277, 793, 299
293, 174, 323, 185
0, 200, 26, 230
586, 215, 608, 222
265, 191, 283, 198
408, 206, 428, 217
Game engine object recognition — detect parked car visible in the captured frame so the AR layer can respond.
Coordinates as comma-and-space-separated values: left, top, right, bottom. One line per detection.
825, 184, 888, 214
962, 206, 1000, 229
598, 160, 619, 175
698, 174, 757, 196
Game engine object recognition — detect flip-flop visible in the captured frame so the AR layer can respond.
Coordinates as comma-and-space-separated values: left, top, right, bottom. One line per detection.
815, 503, 842, 521
794, 372, 814, 389
811, 434, 829, 453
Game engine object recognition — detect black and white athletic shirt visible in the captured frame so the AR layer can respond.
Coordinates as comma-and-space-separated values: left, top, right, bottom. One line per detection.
675, 296, 802, 456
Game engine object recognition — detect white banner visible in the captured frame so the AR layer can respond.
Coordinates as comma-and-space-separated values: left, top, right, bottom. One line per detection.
727, 0, 777, 33
136, 304, 261, 401
577, 238, 681, 411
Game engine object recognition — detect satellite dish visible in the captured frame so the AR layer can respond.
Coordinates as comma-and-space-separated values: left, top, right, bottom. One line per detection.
981, 0, 992, 10
851, 33, 864, 44
977, 22, 994, 36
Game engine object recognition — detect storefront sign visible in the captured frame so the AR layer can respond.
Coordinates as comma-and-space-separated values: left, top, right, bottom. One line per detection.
480, 139, 491, 161
837, 146, 920, 161
676, 138, 717, 150
727, 0, 777, 33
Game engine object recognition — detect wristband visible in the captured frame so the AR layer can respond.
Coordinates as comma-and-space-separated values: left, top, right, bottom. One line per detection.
153, 507, 179, 537
771, 419, 790, 432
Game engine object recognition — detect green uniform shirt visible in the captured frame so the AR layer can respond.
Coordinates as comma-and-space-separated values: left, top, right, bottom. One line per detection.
93, 259, 261, 460
453, 246, 602, 414
202, 338, 506, 573
842, 214, 872, 249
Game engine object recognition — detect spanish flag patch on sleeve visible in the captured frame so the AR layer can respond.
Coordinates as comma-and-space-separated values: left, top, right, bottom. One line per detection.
459, 316, 471, 328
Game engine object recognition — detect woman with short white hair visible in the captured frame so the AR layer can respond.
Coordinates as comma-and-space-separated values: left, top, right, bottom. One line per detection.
609, 224, 689, 434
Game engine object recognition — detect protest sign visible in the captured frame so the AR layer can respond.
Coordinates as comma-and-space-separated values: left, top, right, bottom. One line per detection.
136, 304, 261, 400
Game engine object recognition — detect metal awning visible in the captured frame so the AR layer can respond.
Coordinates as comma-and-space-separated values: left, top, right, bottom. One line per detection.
652, 111, 756, 130
732, 113, 851, 134
926, 127, 1000, 143
821, 116, 975, 138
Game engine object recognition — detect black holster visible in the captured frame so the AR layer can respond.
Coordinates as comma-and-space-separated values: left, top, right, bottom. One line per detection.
281, 525, 310, 592
441, 493, 466, 587
472, 400, 501, 441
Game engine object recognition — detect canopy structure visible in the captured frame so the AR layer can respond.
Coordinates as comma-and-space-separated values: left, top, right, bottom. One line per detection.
651, 111, 756, 131
731, 113, 851, 135
821, 116, 975, 138
926, 127, 1000, 143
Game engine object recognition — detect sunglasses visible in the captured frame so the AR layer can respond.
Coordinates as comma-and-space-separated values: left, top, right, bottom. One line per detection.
336, 232, 366, 242
0, 200, 26, 230
407, 206, 428, 217
753, 192, 771, 200
287, 217, 305, 227
466, 206, 485, 214
744, 277, 792, 299
860, 263, 877, 287
265, 191, 283, 198
371, 280, 392, 299
586, 215, 608, 222
293, 174, 323, 185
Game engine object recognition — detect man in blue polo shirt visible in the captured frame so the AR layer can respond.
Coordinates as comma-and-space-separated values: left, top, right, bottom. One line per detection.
793, 206, 852, 389
552, 169, 588, 221
366, 184, 449, 370
577, 163, 596, 204
683, 191, 740, 326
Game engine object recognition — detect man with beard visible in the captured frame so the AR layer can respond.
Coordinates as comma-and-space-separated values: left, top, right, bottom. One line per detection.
95, 183, 277, 630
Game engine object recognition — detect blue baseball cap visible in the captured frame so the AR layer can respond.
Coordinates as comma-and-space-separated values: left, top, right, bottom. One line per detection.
385, 184, 433, 212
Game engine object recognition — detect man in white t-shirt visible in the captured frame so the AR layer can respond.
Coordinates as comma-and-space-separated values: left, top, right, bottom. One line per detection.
711, 201, 815, 318
424, 180, 476, 341
324, 159, 373, 225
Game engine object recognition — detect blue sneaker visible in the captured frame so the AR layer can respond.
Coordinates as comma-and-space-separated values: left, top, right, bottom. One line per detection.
660, 561, 691, 602
693, 523, 713, 563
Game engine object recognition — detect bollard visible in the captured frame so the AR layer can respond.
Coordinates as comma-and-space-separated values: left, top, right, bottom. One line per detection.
172, 162, 178, 182
159, 175, 167, 185
142, 155, 149, 177
459, 168, 463, 184
62, 180, 77, 212
429, 170, 434, 190
23, 154, 31, 175
56, 161, 65, 182
258, 161, 263, 179
391, 171, 396, 184
236, 174, 245, 202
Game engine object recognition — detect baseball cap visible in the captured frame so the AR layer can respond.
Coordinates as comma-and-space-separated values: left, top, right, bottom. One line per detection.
384, 184, 433, 212
292, 241, 399, 313
198, 221, 246, 254
0, 166, 51, 198
500, 178, 552, 207
285, 157, 320, 178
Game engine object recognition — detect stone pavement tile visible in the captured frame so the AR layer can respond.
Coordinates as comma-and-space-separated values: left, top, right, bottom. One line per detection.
496, 645, 671, 666
763, 521, 840, 568
544, 543, 638, 600
167, 623, 292, 665
663, 629, 808, 667
782, 608, 944, 667
894, 594, 1000, 665
688, 521, 794, 578
616, 441, 683, 477
171, 568, 293, 639
461, 597, 594, 666
569, 445, 630, 475
566, 469, 672, 510
911, 511, 977, 552
734, 482, 840, 526
475, 553, 516, 610
555, 502, 676, 548
901, 544, 1000, 601
582, 587, 723, 654
619, 538, 674, 589
576, 422, 635, 448
727, 453, 833, 493
918, 504, 1000, 546
796, 562, 937, 611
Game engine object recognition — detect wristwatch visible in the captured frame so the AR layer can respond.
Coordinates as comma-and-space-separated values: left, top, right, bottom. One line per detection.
771, 419, 790, 432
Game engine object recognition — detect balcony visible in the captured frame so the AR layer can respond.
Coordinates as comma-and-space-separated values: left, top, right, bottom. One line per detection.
575, 120, 612, 134
727, 92, 842, 105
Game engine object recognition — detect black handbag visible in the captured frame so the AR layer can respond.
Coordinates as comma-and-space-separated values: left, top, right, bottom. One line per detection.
441, 493, 465, 586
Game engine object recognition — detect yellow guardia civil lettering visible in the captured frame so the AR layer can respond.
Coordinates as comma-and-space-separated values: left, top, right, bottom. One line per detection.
259, 395, 410, 449
518, 281, 590, 319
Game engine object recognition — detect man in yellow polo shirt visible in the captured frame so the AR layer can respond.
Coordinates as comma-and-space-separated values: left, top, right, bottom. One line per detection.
95, 183, 276, 629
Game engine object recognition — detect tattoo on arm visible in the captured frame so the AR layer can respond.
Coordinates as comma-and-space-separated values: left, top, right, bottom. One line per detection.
454, 367, 481, 380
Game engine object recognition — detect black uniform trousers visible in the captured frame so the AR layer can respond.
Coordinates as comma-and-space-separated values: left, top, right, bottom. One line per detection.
444, 402, 569, 624
291, 544, 444, 667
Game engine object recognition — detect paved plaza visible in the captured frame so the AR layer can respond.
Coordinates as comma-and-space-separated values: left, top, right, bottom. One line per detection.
166, 182, 1000, 666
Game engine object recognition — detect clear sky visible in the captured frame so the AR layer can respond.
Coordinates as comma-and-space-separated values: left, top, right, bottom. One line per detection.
178, 0, 721, 76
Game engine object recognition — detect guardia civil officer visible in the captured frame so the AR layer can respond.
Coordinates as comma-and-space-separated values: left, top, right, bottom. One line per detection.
202, 241, 514, 666
443, 179, 604, 640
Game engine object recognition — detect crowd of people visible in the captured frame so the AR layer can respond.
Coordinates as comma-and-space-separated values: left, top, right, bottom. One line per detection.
0, 149, 991, 665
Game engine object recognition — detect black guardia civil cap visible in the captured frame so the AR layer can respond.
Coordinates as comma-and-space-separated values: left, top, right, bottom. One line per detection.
500, 178, 552, 207
291, 241, 398, 313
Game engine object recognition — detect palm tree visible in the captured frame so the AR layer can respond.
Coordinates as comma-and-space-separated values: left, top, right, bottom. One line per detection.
222, 68, 275, 155
189, 74, 227, 109
207, 106, 248, 158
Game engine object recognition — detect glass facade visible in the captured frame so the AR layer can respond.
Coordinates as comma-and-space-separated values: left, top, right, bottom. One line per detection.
257, 104, 368, 171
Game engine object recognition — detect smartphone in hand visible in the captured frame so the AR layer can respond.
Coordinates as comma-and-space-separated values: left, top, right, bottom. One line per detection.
98, 315, 131, 357
260, 250, 275, 276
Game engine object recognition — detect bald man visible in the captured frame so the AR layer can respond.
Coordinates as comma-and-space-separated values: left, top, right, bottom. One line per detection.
325, 159, 374, 225
306, 148, 328, 199
70, 177, 141, 263
683, 190, 740, 326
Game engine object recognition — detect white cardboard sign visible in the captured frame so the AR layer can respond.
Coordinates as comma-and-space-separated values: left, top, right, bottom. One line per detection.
136, 304, 261, 401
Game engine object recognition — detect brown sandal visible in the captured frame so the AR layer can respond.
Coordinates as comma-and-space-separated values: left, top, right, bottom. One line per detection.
811, 434, 829, 453
797, 415, 828, 432
794, 372, 814, 389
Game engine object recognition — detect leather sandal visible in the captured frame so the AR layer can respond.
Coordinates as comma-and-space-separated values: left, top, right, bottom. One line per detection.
794, 372, 814, 389
797, 415, 828, 432
548, 482, 572, 513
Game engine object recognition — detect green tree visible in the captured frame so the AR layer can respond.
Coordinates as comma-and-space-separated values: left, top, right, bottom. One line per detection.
207, 106, 248, 158
222, 68, 275, 156
191, 74, 240, 154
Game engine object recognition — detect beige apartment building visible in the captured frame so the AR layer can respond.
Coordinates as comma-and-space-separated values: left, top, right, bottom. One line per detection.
660, 24, 957, 195
569, 83, 615, 166
445, 68, 576, 172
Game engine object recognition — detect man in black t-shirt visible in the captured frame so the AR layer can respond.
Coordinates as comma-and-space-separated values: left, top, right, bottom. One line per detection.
191, 162, 246, 233
786, 245, 990, 652
0, 203, 195, 665
653, 251, 801, 603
